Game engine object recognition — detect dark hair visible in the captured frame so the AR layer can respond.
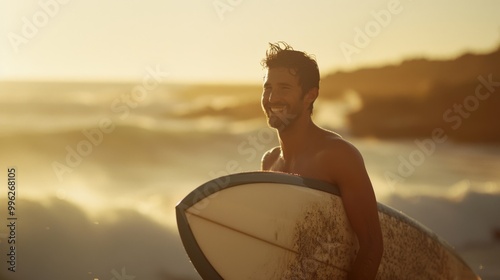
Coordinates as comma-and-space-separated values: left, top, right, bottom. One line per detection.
261, 41, 320, 94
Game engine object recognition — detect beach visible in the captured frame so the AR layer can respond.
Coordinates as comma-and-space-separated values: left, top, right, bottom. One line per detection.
0, 82, 499, 279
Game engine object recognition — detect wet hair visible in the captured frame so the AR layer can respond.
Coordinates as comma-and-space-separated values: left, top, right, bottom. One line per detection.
261, 42, 320, 111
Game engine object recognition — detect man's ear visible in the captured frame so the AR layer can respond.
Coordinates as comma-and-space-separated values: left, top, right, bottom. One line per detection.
304, 87, 319, 106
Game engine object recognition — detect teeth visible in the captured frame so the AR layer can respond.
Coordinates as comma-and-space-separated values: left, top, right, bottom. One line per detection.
270, 106, 286, 113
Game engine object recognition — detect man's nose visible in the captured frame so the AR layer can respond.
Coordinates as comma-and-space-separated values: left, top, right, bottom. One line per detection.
268, 90, 281, 103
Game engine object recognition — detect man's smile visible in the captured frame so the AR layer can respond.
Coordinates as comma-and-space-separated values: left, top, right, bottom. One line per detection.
268, 104, 288, 115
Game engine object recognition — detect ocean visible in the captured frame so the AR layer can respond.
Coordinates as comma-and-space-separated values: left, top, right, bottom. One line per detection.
0, 82, 499, 279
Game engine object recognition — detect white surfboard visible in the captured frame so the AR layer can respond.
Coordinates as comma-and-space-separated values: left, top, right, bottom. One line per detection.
176, 172, 479, 279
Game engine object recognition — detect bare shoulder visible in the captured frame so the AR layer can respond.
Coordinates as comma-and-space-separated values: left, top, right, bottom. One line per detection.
315, 131, 366, 171
315, 131, 370, 186
320, 131, 363, 159
261, 146, 281, 170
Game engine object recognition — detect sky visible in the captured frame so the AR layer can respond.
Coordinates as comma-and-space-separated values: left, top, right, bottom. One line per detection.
1, 0, 500, 83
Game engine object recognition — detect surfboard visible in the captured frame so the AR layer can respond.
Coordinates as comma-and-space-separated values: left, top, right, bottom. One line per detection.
176, 172, 479, 279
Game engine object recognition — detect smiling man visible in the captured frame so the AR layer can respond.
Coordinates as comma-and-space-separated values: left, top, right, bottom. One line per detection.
260, 42, 383, 280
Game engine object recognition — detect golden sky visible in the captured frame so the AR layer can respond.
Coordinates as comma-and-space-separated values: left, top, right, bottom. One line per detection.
1, 0, 499, 83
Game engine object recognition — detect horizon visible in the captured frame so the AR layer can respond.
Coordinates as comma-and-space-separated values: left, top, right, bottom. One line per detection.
1, 43, 498, 85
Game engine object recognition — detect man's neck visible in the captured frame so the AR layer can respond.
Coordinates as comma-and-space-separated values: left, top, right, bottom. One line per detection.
277, 116, 318, 160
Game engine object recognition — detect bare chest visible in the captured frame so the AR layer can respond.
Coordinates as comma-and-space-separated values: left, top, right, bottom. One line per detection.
268, 155, 331, 183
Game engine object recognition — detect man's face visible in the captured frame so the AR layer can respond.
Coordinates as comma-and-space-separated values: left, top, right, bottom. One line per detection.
261, 67, 308, 130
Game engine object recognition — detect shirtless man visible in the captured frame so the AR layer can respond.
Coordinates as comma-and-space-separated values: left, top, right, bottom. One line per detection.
260, 42, 383, 280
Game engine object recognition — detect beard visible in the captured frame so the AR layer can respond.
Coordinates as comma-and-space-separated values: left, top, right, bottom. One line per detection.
265, 106, 299, 131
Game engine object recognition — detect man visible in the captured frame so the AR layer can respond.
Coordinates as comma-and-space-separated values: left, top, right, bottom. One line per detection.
260, 42, 383, 280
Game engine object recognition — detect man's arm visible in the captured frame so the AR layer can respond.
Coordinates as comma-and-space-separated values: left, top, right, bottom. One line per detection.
323, 140, 383, 280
